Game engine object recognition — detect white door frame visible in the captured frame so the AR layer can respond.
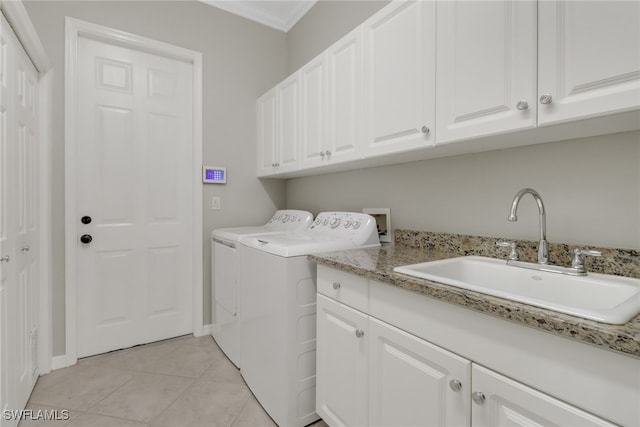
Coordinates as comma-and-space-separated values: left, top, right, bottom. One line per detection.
1, 0, 54, 375
64, 17, 203, 367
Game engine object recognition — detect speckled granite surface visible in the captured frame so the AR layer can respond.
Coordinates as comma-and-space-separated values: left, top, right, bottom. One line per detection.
308, 231, 640, 359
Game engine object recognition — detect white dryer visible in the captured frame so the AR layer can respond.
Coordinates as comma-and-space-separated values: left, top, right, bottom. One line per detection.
211, 210, 313, 368
239, 212, 380, 427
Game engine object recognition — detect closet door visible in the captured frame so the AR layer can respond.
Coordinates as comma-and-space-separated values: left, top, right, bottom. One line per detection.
0, 11, 39, 421
1, 11, 17, 419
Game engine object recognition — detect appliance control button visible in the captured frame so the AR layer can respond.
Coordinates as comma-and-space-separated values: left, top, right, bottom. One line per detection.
352, 221, 361, 229
330, 218, 341, 228
342, 220, 351, 228
322, 218, 329, 226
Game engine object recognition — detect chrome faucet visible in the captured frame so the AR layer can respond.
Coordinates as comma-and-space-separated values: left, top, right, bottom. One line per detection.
508, 188, 548, 264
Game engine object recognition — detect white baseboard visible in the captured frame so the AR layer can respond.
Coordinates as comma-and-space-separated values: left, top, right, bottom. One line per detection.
51, 354, 75, 371
195, 324, 213, 337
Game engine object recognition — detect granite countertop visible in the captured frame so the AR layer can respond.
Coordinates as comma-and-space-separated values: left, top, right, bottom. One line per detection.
309, 244, 640, 359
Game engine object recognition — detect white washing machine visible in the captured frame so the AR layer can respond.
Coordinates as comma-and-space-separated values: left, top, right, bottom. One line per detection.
211, 210, 313, 368
239, 212, 380, 427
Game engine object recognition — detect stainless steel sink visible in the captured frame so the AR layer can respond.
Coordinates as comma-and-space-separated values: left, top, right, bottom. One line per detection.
393, 256, 640, 324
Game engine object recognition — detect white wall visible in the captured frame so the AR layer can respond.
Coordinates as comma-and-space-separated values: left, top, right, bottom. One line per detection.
24, 0, 289, 356
285, 0, 640, 250
287, 131, 640, 249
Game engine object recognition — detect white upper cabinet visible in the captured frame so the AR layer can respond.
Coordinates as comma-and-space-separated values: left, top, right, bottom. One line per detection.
257, 74, 301, 177
278, 73, 301, 173
326, 27, 363, 164
300, 53, 327, 169
256, 87, 278, 176
363, 0, 435, 157
436, 0, 537, 144
537, 0, 640, 125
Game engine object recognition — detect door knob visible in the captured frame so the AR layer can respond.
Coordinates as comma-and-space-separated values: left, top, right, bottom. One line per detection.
81, 216, 92, 224
80, 234, 93, 244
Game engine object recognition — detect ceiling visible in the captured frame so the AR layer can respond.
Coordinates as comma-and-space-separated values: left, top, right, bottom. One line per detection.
199, 0, 318, 32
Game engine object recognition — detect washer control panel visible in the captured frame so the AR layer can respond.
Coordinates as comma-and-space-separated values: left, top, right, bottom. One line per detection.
308, 212, 379, 246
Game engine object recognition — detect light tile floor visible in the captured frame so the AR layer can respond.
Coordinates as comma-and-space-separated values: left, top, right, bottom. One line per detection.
21, 335, 329, 427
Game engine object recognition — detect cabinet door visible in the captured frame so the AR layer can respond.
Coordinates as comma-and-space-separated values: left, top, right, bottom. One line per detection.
472, 364, 617, 427
369, 318, 471, 427
363, 0, 435, 157
277, 73, 300, 173
300, 53, 327, 169
316, 294, 368, 427
538, 1, 640, 125
436, 0, 537, 144
256, 87, 277, 176
326, 27, 362, 165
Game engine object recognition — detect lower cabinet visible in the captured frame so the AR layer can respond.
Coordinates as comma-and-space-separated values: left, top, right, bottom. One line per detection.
369, 317, 470, 427
316, 268, 620, 427
316, 294, 369, 427
472, 365, 616, 427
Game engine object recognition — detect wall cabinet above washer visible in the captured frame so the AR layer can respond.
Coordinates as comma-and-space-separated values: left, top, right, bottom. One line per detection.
257, 0, 640, 179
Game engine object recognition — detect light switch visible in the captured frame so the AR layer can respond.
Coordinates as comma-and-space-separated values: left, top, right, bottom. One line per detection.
212, 197, 221, 210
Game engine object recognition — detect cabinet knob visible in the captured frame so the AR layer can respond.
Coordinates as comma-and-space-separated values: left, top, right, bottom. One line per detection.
449, 379, 462, 392
325, 150, 331, 156
320, 151, 325, 158
20, 246, 30, 252
80, 234, 93, 244
355, 329, 364, 338
539, 94, 553, 104
421, 125, 430, 134
0, 256, 9, 263
472, 391, 486, 405
516, 100, 529, 110
81, 216, 92, 225
332, 282, 341, 290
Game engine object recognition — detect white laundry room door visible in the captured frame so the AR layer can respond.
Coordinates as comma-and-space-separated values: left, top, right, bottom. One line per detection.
74, 35, 194, 358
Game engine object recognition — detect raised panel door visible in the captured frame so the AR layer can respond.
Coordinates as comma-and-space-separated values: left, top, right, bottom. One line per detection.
76, 36, 194, 357
363, 0, 435, 157
326, 27, 362, 164
256, 87, 277, 176
471, 364, 617, 426
538, 1, 640, 124
300, 53, 327, 169
436, 0, 537, 143
316, 294, 368, 427
277, 73, 300, 173
369, 318, 471, 427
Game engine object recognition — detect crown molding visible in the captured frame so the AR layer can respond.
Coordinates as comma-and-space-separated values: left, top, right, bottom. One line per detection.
199, 0, 317, 32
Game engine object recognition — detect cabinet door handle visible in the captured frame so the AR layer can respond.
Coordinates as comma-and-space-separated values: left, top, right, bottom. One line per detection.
516, 100, 529, 110
355, 329, 364, 338
332, 282, 341, 290
539, 94, 553, 104
449, 379, 462, 392
472, 391, 486, 405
